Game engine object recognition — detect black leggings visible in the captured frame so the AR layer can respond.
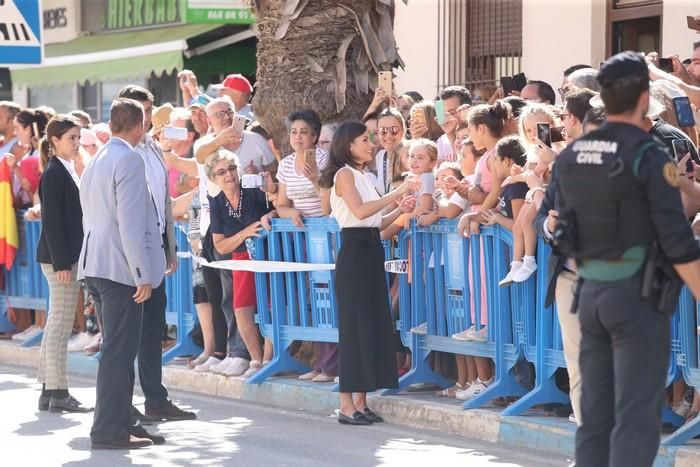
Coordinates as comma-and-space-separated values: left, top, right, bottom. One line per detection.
202, 264, 228, 355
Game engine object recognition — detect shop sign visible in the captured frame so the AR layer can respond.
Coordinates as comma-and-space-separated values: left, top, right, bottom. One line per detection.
186, 0, 255, 24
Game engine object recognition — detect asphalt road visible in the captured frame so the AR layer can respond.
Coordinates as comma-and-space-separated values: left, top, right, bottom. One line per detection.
0, 364, 571, 467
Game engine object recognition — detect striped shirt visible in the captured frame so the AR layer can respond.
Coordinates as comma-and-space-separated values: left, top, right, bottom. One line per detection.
277, 148, 328, 218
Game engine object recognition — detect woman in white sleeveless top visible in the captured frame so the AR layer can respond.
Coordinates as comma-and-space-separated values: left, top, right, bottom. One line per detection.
319, 121, 418, 426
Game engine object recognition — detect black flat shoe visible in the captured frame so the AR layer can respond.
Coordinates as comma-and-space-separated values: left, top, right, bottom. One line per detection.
91, 435, 153, 450
363, 408, 384, 423
145, 400, 196, 422
129, 424, 165, 445
38, 393, 51, 411
338, 411, 372, 426
49, 395, 94, 413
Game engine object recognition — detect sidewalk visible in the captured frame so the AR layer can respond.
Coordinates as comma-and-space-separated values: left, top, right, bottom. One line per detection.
2, 339, 699, 467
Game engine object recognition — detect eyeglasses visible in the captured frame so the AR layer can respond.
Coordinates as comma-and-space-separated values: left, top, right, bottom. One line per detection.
378, 126, 401, 136
212, 109, 234, 120
214, 165, 237, 177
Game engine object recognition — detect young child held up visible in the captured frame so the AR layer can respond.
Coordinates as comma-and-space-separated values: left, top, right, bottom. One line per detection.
477, 136, 531, 286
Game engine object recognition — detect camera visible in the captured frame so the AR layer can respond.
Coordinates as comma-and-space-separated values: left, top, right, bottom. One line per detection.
241, 174, 264, 189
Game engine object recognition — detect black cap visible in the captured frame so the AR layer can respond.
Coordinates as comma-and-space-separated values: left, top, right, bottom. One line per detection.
597, 51, 649, 87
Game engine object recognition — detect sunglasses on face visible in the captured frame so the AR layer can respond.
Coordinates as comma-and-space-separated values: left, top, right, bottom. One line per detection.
214, 165, 237, 177
378, 126, 401, 136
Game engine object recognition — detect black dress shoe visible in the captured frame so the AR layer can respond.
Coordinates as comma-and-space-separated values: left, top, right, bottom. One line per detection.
145, 400, 196, 422
363, 408, 384, 423
132, 406, 157, 425
49, 395, 94, 413
38, 393, 51, 411
338, 411, 372, 426
129, 424, 165, 445
91, 435, 153, 450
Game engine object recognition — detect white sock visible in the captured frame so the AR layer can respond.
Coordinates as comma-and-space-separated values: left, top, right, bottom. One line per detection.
509, 260, 522, 272
522, 256, 536, 266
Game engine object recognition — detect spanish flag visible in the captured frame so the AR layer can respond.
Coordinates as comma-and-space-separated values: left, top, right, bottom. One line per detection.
0, 157, 18, 269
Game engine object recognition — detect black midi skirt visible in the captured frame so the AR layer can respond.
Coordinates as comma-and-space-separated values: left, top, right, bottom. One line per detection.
335, 227, 399, 393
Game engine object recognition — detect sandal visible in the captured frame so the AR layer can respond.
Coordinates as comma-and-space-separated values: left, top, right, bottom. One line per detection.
436, 383, 464, 398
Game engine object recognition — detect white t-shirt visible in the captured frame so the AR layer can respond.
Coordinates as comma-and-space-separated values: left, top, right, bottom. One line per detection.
194, 130, 276, 173
437, 134, 455, 162
418, 172, 435, 196
448, 192, 469, 211
276, 148, 328, 218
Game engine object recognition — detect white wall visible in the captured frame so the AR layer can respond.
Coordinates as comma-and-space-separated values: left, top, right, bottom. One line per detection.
662, 1, 699, 58
393, 0, 439, 100
522, 0, 606, 103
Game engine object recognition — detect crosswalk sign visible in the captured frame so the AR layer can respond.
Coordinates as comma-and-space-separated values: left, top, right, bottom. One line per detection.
0, 1, 43, 65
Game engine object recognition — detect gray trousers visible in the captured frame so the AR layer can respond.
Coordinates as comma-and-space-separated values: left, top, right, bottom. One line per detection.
575, 274, 670, 467
38, 263, 80, 389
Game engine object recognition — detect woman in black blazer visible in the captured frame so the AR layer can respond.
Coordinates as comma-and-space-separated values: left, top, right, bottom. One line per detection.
35, 115, 92, 413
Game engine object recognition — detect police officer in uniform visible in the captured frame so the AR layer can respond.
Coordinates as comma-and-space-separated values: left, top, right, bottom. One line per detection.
553, 51, 700, 467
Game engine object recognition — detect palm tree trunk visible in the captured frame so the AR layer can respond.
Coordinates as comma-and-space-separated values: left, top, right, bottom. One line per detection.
251, 0, 403, 153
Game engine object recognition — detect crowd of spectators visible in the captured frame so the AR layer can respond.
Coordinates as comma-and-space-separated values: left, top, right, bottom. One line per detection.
5, 36, 700, 431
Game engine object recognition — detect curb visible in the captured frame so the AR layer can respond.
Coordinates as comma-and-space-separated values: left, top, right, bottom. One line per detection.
2, 340, 698, 466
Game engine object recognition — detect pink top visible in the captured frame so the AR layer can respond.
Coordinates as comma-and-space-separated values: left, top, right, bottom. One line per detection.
19, 155, 41, 193
470, 148, 493, 213
168, 168, 181, 198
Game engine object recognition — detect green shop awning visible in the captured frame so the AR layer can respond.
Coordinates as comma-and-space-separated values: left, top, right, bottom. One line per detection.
11, 24, 221, 88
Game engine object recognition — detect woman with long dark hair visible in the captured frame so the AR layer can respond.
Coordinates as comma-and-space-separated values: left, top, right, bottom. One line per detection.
320, 121, 418, 425
36, 115, 92, 413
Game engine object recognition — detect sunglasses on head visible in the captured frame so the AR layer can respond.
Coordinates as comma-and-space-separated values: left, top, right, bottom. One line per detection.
378, 126, 401, 136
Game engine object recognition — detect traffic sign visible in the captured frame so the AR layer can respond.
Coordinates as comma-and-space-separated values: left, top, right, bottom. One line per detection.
0, 1, 43, 65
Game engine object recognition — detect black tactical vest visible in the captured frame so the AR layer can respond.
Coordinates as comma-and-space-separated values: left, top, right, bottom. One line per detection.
556, 123, 661, 261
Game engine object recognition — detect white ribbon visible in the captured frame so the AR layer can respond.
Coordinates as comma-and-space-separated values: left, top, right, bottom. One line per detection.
384, 260, 410, 274
186, 253, 335, 273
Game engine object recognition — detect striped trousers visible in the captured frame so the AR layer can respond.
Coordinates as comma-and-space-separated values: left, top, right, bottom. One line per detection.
37, 263, 80, 390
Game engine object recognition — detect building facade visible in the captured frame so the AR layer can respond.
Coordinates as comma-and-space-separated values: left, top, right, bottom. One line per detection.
9, 0, 257, 121
394, 0, 698, 103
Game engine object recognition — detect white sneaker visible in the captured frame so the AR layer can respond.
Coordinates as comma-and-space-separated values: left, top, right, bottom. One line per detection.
452, 325, 475, 341
222, 357, 250, 377
456, 377, 493, 401
188, 352, 211, 369
410, 322, 428, 335
568, 413, 577, 424
242, 360, 262, 378
194, 356, 222, 373
334, 376, 339, 384
299, 370, 320, 380
672, 399, 692, 419
210, 356, 234, 374
467, 326, 488, 343
512, 260, 537, 283
454, 382, 473, 400
12, 325, 40, 341
67, 332, 94, 352
499, 262, 522, 288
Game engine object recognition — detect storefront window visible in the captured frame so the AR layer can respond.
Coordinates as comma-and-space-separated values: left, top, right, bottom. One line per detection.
80, 82, 99, 122
29, 85, 74, 113
101, 77, 147, 119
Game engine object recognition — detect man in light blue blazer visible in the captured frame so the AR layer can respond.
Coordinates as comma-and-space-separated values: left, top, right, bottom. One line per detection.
78, 98, 164, 450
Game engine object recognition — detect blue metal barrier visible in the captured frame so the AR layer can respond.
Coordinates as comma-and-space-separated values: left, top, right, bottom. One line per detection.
7, 215, 700, 445
663, 288, 700, 444
2, 217, 48, 347
247, 218, 341, 384
162, 225, 201, 364
1, 219, 201, 361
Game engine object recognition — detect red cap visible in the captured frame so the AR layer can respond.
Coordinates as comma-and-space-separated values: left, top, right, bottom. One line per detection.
212, 74, 253, 93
